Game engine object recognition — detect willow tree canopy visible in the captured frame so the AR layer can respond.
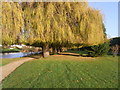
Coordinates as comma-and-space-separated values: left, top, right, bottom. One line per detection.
2, 2, 24, 45
22, 2, 105, 46
2, 2, 105, 46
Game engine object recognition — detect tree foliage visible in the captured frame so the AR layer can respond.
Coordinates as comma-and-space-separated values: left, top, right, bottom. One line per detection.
22, 2, 105, 46
85, 42, 110, 57
110, 37, 120, 46
2, 2, 106, 57
2, 2, 24, 45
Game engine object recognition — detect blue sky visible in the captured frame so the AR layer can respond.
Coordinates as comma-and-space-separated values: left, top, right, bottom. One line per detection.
88, 2, 118, 38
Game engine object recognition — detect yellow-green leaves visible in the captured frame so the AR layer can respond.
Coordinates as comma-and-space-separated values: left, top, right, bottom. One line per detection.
2, 2, 24, 45
2, 2, 106, 46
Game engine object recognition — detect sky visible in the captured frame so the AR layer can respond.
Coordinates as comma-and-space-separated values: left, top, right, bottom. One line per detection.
88, 2, 118, 38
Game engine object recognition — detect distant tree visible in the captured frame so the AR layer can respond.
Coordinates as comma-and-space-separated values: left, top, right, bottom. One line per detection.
110, 37, 120, 56
102, 23, 107, 38
111, 44, 119, 57
110, 37, 120, 46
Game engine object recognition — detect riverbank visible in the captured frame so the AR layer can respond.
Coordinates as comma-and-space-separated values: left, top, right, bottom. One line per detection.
0, 48, 20, 53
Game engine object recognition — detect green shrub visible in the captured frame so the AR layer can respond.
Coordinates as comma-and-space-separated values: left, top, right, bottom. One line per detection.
1, 48, 20, 53
85, 42, 110, 57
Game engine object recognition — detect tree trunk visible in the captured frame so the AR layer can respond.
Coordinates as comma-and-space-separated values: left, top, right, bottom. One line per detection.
60, 47, 63, 52
57, 47, 62, 54
42, 44, 49, 57
57, 48, 60, 54
52, 47, 57, 54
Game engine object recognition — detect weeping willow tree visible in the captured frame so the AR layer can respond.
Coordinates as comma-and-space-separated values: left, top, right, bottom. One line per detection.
2, 2, 106, 57
64, 2, 105, 45
22, 2, 81, 57
22, 2, 105, 57
2, 2, 24, 45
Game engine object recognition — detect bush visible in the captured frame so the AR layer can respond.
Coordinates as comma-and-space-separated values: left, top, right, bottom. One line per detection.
85, 42, 110, 57
1, 48, 20, 53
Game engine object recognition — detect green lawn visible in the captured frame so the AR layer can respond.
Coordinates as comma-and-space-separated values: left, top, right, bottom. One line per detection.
1, 48, 20, 53
2, 54, 118, 88
1, 57, 27, 66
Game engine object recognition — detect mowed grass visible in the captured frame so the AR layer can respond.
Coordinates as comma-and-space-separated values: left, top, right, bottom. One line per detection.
1, 57, 28, 66
2, 55, 118, 88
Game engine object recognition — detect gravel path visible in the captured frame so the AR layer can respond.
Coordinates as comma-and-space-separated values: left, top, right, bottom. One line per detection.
0, 58, 34, 82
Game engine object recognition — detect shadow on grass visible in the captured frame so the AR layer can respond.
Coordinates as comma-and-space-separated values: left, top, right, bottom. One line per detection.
59, 51, 90, 57
59, 53, 80, 57
24, 50, 120, 59
25, 53, 43, 59
107, 51, 120, 56
62, 50, 120, 57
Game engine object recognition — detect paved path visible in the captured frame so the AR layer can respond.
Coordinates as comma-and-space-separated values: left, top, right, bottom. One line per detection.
0, 58, 34, 82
